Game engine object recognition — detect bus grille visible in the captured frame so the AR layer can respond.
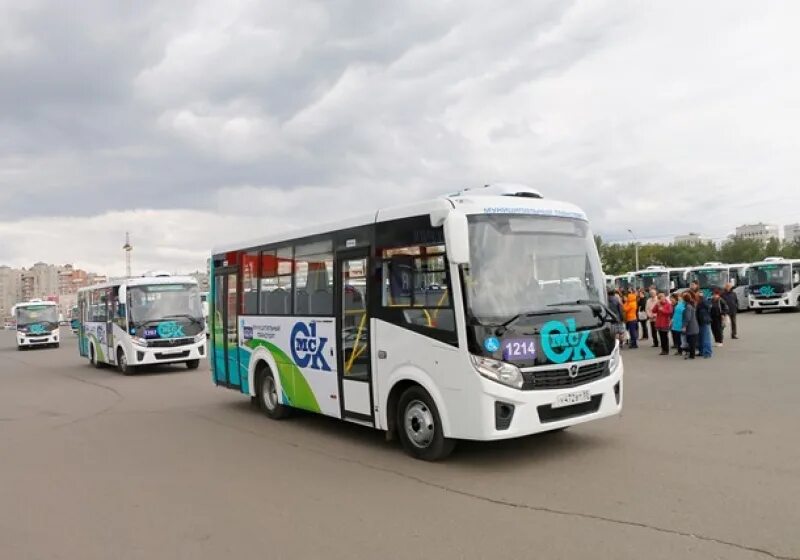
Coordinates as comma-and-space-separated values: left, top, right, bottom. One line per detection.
522, 361, 610, 391
148, 338, 194, 348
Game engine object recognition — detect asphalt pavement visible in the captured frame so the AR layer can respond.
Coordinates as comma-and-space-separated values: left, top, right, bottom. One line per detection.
1, 312, 799, 560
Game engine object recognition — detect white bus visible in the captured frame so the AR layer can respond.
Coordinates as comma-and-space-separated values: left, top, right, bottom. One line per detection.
12, 299, 60, 350
632, 266, 670, 293
686, 262, 730, 300
209, 183, 623, 460
77, 274, 207, 374
748, 257, 800, 313
727, 263, 751, 311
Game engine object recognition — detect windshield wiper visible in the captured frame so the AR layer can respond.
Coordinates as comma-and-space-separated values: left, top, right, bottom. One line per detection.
547, 300, 618, 325
495, 309, 571, 336
160, 313, 204, 325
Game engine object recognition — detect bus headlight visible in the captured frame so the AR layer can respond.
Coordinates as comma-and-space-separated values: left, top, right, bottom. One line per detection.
609, 344, 621, 373
194, 333, 206, 343
131, 337, 148, 347
470, 355, 523, 389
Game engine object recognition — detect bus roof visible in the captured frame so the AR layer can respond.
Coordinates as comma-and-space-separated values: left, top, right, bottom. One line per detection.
212, 185, 588, 255
11, 300, 58, 313
77, 275, 199, 293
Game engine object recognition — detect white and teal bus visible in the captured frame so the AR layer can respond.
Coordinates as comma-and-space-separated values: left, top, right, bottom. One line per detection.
632, 266, 670, 293
12, 299, 60, 350
748, 257, 800, 313
210, 183, 624, 460
77, 274, 207, 374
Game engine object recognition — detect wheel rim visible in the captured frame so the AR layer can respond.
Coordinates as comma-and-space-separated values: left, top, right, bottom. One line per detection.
404, 400, 435, 449
262, 376, 278, 411
120, 352, 126, 371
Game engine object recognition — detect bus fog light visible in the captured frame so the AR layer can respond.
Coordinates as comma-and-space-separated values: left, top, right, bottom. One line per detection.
470, 355, 523, 389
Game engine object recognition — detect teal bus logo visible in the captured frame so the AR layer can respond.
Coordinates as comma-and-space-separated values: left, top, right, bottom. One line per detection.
541, 318, 595, 364
758, 285, 776, 297
157, 321, 185, 339
29, 323, 47, 335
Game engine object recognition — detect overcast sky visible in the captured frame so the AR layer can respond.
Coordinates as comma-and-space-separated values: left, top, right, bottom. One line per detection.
2, 0, 799, 275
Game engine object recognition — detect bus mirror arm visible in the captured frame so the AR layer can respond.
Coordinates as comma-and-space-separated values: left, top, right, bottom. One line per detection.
441, 211, 470, 265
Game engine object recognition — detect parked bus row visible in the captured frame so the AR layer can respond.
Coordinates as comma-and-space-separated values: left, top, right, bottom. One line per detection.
606, 257, 800, 313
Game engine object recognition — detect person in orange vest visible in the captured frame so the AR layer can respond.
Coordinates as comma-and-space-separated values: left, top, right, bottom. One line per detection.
622, 289, 639, 348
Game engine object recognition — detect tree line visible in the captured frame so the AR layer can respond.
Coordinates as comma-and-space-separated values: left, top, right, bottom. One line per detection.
597, 236, 800, 276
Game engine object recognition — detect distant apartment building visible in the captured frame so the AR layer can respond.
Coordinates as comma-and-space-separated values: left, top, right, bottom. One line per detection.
674, 233, 704, 246
734, 223, 780, 242
784, 223, 800, 244
0, 266, 22, 320
21, 262, 61, 301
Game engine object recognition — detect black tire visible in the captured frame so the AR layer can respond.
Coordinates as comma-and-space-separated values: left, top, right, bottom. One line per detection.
186, 359, 200, 370
53, 343, 60, 349
754, 309, 763, 314
90, 345, 103, 368
396, 385, 455, 461
117, 348, 134, 375
255, 366, 291, 419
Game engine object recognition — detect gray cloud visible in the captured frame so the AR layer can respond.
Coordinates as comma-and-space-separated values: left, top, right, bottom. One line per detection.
1, 0, 799, 273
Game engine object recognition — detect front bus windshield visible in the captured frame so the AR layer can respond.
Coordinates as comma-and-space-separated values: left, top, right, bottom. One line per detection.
692, 269, 727, 289
17, 305, 58, 329
464, 214, 604, 323
128, 284, 205, 338
638, 272, 669, 293
749, 264, 791, 292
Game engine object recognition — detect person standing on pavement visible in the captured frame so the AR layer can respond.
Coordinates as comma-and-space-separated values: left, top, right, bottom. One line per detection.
623, 290, 639, 348
681, 292, 699, 359
696, 292, 713, 358
646, 288, 659, 347
721, 282, 739, 339
607, 289, 626, 347
671, 293, 686, 355
653, 292, 673, 355
637, 288, 649, 342
709, 289, 728, 346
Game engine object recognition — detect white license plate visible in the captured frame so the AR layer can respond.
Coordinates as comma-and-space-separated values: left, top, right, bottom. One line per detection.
552, 390, 591, 409
160, 348, 184, 355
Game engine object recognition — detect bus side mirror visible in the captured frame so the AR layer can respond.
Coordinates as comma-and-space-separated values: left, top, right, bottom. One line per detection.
441, 210, 470, 265
670, 280, 676, 290
730, 277, 737, 287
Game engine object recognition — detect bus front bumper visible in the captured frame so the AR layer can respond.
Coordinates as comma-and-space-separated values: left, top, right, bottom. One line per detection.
457, 361, 623, 441
17, 332, 59, 347
750, 297, 793, 309
129, 341, 206, 366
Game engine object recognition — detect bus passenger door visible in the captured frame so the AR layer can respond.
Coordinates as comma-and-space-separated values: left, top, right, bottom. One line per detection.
211, 269, 242, 387
336, 250, 374, 423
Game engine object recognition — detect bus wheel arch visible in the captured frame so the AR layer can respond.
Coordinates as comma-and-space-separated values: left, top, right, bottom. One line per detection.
385, 374, 451, 439
253, 360, 290, 419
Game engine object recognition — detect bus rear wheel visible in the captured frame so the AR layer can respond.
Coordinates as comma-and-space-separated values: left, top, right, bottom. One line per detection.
396, 386, 455, 461
256, 365, 290, 420
117, 348, 134, 376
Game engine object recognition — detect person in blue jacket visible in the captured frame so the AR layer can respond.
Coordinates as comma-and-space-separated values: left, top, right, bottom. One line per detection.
670, 293, 685, 356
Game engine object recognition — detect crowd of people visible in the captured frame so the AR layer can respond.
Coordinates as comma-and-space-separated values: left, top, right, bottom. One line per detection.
607, 281, 739, 359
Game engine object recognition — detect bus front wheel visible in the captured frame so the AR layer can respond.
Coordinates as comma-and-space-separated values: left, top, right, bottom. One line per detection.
397, 386, 455, 461
117, 348, 135, 376
186, 359, 200, 370
90, 345, 102, 368
256, 365, 290, 420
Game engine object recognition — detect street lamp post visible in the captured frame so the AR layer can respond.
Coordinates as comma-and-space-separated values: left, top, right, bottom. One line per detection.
627, 228, 639, 271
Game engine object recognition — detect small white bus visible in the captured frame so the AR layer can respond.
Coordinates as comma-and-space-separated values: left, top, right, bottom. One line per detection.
12, 299, 60, 350
210, 184, 623, 460
748, 257, 800, 312
77, 274, 207, 374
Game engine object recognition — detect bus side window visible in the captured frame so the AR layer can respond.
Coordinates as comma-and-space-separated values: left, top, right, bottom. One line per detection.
381, 244, 455, 334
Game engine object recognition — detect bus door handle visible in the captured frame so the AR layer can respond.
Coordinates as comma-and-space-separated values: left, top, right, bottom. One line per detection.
378, 350, 387, 359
